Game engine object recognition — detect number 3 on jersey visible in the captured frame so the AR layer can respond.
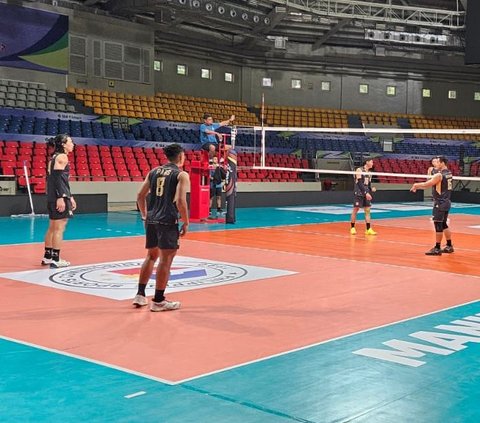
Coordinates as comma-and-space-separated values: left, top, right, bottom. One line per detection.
156, 176, 166, 197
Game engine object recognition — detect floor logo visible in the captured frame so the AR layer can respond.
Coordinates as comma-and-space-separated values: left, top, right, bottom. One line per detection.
0, 257, 295, 300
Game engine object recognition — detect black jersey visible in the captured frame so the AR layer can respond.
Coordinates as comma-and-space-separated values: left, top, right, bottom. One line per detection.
147, 163, 181, 224
432, 168, 452, 204
47, 153, 71, 202
354, 167, 372, 197
430, 167, 439, 196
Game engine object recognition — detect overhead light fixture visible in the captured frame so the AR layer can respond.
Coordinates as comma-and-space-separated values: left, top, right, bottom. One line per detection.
241, 12, 248, 21
217, 5, 225, 14
178, 0, 187, 5
264, 17, 271, 25
192, 0, 200, 8
253, 15, 260, 23
205, 3, 213, 12
230, 9, 237, 18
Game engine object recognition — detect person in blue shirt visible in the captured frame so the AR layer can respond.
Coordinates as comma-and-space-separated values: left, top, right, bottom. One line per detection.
200, 113, 235, 158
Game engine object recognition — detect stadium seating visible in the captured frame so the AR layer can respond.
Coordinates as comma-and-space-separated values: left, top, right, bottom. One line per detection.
0, 140, 307, 189
67, 88, 259, 126
0, 79, 75, 113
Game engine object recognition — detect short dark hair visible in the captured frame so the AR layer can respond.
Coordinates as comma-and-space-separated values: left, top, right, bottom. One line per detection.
203, 113, 212, 120
164, 143, 184, 161
47, 134, 70, 153
434, 155, 448, 165
363, 157, 373, 165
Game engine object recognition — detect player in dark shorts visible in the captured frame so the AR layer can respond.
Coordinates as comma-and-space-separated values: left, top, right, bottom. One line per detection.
41, 134, 76, 268
133, 143, 190, 312
350, 158, 377, 235
411, 155, 453, 255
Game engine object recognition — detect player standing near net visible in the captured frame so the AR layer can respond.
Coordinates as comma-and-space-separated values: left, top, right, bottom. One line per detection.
410, 156, 454, 256
350, 158, 377, 235
200, 113, 235, 158
41, 134, 76, 268
133, 143, 190, 312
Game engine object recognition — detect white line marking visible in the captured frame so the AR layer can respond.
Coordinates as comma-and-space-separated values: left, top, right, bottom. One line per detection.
175, 298, 480, 384
124, 391, 146, 399
0, 335, 176, 385
186, 239, 480, 280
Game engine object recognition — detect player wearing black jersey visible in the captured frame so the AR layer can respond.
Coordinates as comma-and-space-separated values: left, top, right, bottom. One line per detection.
133, 143, 190, 311
350, 158, 377, 235
411, 156, 454, 256
41, 134, 76, 268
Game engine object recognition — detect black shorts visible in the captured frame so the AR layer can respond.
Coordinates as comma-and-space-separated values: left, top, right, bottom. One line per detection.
210, 186, 222, 198
47, 198, 73, 220
202, 142, 218, 152
353, 195, 371, 208
432, 203, 451, 222
145, 223, 180, 250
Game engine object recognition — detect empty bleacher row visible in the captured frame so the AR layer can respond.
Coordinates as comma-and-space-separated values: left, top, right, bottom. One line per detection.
0, 140, 308, 192
68, 88, 259, 126
375, 158, 461, 184
0, 79, 75, 113
0, 114, 132, 139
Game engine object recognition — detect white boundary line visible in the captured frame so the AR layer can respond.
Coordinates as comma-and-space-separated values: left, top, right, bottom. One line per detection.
0, 335, 176, 385
176, 298, 480, 384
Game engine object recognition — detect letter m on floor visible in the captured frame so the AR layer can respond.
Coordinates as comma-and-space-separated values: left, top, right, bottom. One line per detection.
352, 339, 455, 367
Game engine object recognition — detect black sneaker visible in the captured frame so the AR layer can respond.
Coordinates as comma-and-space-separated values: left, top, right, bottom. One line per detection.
442, 245, 454, 254
425, 247, 442, 256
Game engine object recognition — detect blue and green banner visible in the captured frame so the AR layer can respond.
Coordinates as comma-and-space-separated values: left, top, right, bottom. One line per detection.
0, 4, 68, 74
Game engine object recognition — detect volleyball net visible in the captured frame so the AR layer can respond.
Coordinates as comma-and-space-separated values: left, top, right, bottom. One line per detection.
247, 126, 480, 185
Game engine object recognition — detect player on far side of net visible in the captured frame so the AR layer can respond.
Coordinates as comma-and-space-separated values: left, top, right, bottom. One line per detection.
133, 143, 190, 312
410, 155, 454, 256
350, 158, 377, 236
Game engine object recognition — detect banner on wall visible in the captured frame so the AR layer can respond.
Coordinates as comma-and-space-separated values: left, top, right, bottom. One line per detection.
0, 4, 69, 74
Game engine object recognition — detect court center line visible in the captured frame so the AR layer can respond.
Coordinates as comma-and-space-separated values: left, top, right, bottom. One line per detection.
124, 391, 147, 399
186, 239, 480, 280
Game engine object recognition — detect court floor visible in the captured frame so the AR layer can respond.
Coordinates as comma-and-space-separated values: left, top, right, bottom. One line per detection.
1, 202, 480, 422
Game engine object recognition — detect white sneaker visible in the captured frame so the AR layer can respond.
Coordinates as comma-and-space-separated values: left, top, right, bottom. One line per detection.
150, 299, 181, 312
41, 258, 53, 265
50, 259, 70, 268
132, 294, 148, 308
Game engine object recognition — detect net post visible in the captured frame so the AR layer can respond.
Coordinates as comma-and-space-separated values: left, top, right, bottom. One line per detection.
23, 160, 35, 215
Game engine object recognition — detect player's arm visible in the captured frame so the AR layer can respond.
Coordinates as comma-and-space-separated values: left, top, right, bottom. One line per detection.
410, 173, 441, 192
175, 171, 190, 236
355, 167, 372, 200
137, 174, 151, 221
219, 115, 235, 127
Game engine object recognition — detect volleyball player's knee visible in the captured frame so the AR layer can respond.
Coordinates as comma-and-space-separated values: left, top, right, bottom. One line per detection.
434, 221, 444, 232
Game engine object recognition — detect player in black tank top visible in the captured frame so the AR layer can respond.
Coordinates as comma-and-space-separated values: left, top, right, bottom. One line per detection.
133, 144, 190, 312
41, 134, 76, 268
411, 156, 454, 256
350, 158, 377, 235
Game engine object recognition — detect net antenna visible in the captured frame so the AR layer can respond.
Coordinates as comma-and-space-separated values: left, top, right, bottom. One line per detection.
253, 126, 480, 182
11, 160, 48, 218
260, 93, 266, 168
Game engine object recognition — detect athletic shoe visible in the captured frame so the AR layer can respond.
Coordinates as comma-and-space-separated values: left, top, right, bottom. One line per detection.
350, 227, 357, 235
365, 228, 377, 235
41, 258, 53, 266
50, 259, 70, 268
150, 299, 181, 312
442, 245, 455, 254
425, 247, 442, 256
132, 294, 148, 308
